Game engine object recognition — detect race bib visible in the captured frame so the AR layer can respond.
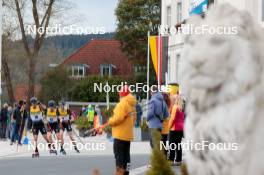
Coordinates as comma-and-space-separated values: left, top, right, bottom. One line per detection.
30, 112, 43, 122
60, 115, 70, 122
47, 116, 58, 123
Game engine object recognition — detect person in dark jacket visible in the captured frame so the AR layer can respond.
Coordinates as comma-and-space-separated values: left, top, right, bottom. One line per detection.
147, 86, 169, 148
0, 103, 9, 140
10, 100, 27, 145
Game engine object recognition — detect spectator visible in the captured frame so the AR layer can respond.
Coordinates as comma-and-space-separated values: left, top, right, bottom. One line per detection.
135, 103, 142, 128
108, 85, 137, 175
147, 86, 169, 148
168, 95, 185, 166
161, 93, 171, 158
10, 100, 27, 145
87, 105, 95, 128
0, 103, 9, 140
6, 105, 13, 139
95, 105, 102, 125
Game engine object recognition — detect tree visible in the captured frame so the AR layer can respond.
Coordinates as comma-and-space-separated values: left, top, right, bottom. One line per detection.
146, 130, 175, 175
2, 34, 15, 103
115, 0, 160, 63
39, 66, 72, 104
68, 76, 134, 102
13, 0, 56, 103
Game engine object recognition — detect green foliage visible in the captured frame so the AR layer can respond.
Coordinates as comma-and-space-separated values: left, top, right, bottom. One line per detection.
181, 164, 189, 175
101, 106, 115, 119
146, 130, 175, 175
115, 0, 160, 61
140, 118, 149, 131
39, 67, 73, 104
103, 125, 112, 133
68, 76, 134, 102
101, 106, 114, 133
74, 116, 90, 130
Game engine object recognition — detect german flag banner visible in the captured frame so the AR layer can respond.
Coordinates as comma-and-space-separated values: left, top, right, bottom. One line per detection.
149, 35, 169, 85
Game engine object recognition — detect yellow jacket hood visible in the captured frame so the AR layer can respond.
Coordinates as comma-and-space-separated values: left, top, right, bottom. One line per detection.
108, 93, 137, 141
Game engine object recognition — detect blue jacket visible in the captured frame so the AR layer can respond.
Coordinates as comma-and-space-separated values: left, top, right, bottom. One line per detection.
147, 92, 169, 129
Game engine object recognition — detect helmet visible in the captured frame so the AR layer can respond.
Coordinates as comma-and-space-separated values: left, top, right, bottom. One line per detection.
48, 100, 55, 107
60, 100, 65, 106
119, 85, 130, 97
30, 97, 37, 104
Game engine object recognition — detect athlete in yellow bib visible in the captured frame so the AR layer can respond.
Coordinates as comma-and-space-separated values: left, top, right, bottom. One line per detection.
45, 100, 61, 154
58, 101, 80, 154
30, 97, 54, 157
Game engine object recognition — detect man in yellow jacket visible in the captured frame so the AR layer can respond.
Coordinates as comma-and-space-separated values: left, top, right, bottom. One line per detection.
108, 85, 137, 175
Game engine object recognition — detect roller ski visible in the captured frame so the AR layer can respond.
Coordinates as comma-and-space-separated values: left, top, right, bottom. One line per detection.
32, 149, 40, 158
74, 145, 80, 153
50, 149, 57, 155
60, 148, 66, 155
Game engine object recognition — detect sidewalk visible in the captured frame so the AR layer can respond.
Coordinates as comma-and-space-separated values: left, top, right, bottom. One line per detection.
0, 131, 151, 159
0, 132, 181, 175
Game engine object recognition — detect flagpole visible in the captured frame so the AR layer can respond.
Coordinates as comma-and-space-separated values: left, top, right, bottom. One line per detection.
157, 30, 161, 87
0, 0, 2, 107
146, 31, 150, 103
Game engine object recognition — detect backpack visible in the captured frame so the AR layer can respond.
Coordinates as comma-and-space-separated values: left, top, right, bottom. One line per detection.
154, 101, 168, 123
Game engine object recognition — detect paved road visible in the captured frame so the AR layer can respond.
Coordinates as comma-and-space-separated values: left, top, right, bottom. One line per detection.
0, 154, 149, 175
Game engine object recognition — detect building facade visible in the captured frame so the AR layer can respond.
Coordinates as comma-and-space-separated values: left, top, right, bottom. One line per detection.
161, 0, 264, 90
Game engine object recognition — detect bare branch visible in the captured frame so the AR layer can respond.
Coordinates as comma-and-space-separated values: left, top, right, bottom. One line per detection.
38, 0, 55, 48
14, 0, 32, 56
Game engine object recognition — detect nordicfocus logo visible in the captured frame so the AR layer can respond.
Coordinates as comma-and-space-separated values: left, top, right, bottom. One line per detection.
94, 82, 168, 93
28, 141, 106, 151
160, 140, 239, 151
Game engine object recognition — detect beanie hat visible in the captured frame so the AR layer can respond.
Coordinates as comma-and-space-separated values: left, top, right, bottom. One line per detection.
119, 85, 130, 97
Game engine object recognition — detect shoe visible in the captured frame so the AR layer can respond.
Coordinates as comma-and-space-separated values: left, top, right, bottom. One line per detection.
10, 142, 14, 145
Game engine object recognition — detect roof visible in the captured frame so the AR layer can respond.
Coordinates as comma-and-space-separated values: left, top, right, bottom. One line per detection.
62, 39, 133, 75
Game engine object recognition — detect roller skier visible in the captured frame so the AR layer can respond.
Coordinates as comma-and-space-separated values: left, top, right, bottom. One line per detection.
29, 97, 55, 158
45, 100, 61, 155
57, 101, 80, 154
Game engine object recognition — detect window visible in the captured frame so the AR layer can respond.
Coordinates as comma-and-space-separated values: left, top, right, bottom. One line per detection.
177, 2, 182, 23
71, 66, 85, 77
100, 64, 112, 77
167, 6, 171, 26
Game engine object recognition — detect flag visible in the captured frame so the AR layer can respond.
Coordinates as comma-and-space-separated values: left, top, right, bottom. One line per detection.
149, 35, 168, 85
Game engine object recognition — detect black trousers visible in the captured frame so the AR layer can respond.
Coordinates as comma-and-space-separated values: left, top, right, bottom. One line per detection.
169, 130, 183, 162
161, 134, 168, 158
0, 121, 7, 138
113, 139, 131, 170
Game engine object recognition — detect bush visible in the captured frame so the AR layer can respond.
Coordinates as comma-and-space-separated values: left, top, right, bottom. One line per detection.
146, 130, 175, 175
39, 66, 73, 104
140, 118, 149, 131
101, 106, 114, 119
74, 116, 90, 130
68, 76, 134, 102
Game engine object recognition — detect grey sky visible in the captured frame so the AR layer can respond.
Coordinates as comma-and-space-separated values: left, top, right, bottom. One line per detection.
72, 0, 118, 32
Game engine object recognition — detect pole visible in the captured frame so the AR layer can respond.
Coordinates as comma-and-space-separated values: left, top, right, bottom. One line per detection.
157, 30, 161, 87
106, 82, 109, 110
0, 0, 2, 107
146, 31, 150, 103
